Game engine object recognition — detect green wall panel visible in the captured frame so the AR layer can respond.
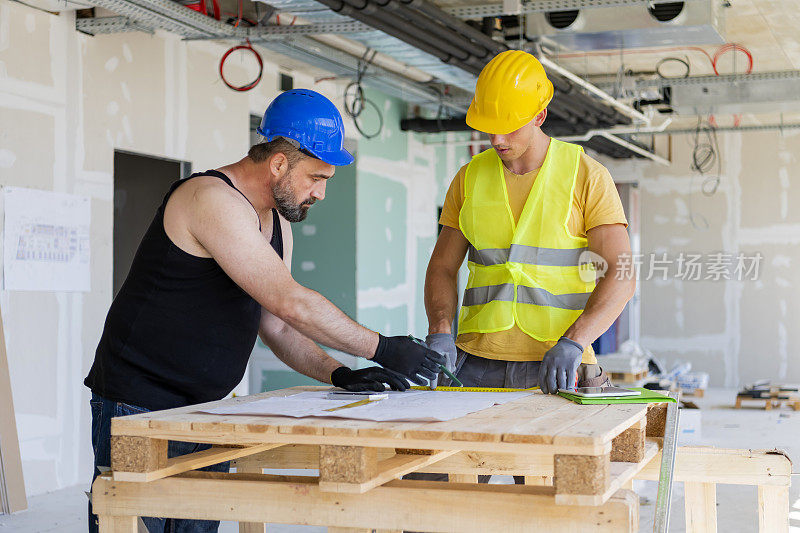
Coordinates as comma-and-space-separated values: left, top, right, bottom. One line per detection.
358, 304, 408, 337
292, 158, 357, 318
258, 370, 325, 392
357, 170, 407, 290
356, 88, 407, 162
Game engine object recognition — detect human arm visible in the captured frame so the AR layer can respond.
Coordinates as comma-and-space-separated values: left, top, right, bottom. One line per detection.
539, 223, 636, 393
562, 223, 636, 347
188, 182, 440, 381
424, 226, 469, 335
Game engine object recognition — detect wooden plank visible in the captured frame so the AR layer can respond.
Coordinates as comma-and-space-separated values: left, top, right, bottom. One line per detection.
235, 459, 267, 533
552, 404, 647, 447
0, 301, 27, 513
637, 447, 792, 486
110, 436, 168, 474
502, 403, 607, 445
524, 475, 552, 486
556, 440, 659, 506
97, 515, 138, 532
684, 482, 717, 533
113, 444, 281, 482
319, 450, 459, 493
105, 423, 600, 455
449, 474, 478, 483
247, 445, 559, 477
92, 472, 640, 532
758, 485, 789, 533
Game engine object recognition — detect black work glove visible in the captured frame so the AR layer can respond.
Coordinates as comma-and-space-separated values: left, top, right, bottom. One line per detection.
330, 366, 409, 392
371, 335, 447, 384
538, 336, 584, 394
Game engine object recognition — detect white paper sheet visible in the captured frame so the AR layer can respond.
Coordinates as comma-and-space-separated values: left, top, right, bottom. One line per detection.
199, 390, 533, 422
3, 187, 91, 291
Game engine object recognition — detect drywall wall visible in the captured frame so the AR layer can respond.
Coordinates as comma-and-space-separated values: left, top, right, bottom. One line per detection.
598, 128, 800, 387
0, 0, 345, 497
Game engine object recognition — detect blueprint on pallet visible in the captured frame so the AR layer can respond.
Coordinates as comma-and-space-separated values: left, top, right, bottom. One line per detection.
198, 389, 533, 422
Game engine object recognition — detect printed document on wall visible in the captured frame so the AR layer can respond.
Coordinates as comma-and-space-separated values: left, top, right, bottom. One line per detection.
3, 187, 91, 291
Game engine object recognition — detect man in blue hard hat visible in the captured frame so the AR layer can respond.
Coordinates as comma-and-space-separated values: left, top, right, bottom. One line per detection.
84, 89, 445, 533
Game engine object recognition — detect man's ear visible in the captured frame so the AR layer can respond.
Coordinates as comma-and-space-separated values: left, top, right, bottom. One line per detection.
533, 109, 547, 127
269, 152, 289, 178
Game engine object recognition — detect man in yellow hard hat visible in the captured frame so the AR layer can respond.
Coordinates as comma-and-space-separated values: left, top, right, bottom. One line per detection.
424, 50, 636, 407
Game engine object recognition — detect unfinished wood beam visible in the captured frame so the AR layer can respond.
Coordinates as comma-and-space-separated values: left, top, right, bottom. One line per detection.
448, 474, 478, 483
524, 475, 553, 486
611, 418, 646, 463
110, 436, 168, 474
319, 450, 458, 493
684, 482, 717, 533
319, 445, 377, 484
113, 444, 280, 482
236, 459, 266, 533
97, 515, 138, 533
554, 452, 609, 496
758, 485, 789, 533
637, 447, 792, 486
92, 473, 640, 532
646, 402, 667, 438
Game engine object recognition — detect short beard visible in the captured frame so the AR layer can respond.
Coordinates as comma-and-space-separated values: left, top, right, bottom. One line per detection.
272, 171, 315, 223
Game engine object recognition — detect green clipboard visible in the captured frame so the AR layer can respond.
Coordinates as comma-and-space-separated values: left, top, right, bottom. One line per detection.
558, 387, 677, 405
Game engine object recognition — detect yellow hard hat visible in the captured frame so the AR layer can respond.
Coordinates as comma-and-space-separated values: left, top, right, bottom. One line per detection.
466, 50, 554, 135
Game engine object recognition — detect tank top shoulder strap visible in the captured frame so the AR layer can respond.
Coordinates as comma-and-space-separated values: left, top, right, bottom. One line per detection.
270, 208, 284, 259
165, 170, 261, 231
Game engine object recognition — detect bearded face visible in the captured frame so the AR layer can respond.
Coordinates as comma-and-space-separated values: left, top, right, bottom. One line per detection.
271, 168, 317, 223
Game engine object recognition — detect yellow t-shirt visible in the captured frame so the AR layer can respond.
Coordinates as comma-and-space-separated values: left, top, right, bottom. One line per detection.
439, 149, 628, 364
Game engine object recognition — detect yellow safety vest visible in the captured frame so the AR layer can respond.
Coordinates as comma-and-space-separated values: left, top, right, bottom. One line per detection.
457, 138, 595, 342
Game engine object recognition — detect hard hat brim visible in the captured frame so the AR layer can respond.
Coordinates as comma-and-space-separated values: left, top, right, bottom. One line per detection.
313, 147, 355, 166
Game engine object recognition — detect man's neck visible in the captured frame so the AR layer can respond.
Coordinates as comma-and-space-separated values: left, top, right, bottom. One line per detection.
502, 132, 551, 175
216, 158, 275, 218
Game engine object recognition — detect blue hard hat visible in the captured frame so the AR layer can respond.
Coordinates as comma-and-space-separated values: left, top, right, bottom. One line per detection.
257, 89, 354, 166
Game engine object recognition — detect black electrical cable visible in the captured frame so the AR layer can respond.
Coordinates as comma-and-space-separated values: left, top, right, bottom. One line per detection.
343, 49, 384, 139
655, 56, 691, 79
687, 117, 723, 230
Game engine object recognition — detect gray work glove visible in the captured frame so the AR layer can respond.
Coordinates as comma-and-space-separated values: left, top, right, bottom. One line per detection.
425, 333, 457, 389
538, 336, 584, 394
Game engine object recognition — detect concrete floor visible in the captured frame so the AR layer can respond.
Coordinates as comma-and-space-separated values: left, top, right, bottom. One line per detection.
1, 388, 797, 533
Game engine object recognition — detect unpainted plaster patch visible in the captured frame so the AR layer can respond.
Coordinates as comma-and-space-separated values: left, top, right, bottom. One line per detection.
778, 321, 788, 378
300, 261, 315, 271
739, 224, 800, 245
213, 96, 226, 112
0, 148, 16, 168
213, 129, 224, 151
104, 56, 119, 73
121, 115, 133, 144
106, 101, 118, 116
385, 197, 392, 213
776, 277, 791, 287
385, 258, 391, 276
771, 254, 791, 268
780, 299, 787, 317
120, 81, 131, 102
25, 13, 35, 33
301, 225, 316, 236
122, 43, 133, 63
385, 227, 392, 242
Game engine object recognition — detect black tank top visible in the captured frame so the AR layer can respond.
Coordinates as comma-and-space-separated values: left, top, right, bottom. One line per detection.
84, 170, 283, 410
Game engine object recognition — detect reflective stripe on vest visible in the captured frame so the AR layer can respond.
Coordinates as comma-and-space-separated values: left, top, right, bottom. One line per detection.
468, 244, 588, 267
463, 283, 591, 310
457, 139, 594, 342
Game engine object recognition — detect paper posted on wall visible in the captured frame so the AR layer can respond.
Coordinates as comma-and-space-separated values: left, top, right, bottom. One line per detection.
3, 187, 91, 292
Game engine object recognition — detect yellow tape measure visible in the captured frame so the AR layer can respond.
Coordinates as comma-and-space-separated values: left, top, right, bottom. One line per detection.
410, 385, 539, 392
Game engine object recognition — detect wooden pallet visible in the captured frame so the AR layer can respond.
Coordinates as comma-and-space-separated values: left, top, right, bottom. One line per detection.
91, 386, 666, 532
609, 370, 648, 382
735, 394, 800, 411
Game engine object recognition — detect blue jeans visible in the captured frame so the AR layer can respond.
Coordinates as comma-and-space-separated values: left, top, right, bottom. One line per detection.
89, 393, 230, 533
